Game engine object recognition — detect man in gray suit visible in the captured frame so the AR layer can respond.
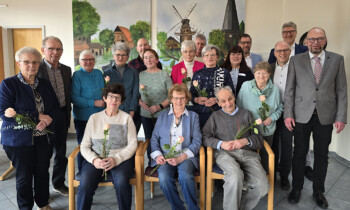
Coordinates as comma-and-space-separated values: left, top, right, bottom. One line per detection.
284, 27, 347, 208
238, 34, 262, 70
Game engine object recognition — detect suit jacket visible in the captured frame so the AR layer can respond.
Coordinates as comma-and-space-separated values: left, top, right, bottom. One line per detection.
150, 108, 202, 169
235, 70, 254, 95
37, 59, 72, 126
250, 53, 262, 70
171, 60, 205, 84
284, 51, 347, 125
268, 43, 308, 64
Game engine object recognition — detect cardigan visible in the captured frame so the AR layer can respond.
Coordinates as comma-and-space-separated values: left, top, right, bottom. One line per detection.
0, 75, 59, 146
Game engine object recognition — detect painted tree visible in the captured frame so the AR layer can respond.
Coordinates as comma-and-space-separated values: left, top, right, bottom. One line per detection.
72, 0, 100, 40
209, 29, 226, 50
129, 21, 151, 46
99, 29, 114, 51
157, 31, 167, 49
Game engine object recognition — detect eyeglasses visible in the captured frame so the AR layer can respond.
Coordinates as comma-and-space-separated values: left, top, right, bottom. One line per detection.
107, 94, 122, 101
282, 30, 296, 35
81, 58, 95, 62
114, 54, 128, 58
238, 41, 251, 45
19, 60, 40, 65
45, 47, 63, 52
275, 49, 291, 54
230, 53, 242, 56
172, 97, 186, 101
203, 54, 217, 58
307, 37, 325, 43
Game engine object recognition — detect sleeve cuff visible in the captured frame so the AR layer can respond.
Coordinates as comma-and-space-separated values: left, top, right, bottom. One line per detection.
217, 140, 223, 150
184, 149, 194, 159
150, 150, 162, 160
247, 137, 253, 147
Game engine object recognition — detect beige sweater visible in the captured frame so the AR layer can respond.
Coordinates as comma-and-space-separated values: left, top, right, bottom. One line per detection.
80, 110, 137, 166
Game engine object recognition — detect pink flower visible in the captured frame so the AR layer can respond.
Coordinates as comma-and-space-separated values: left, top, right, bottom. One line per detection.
103, 123, 110, 131
259, 95, 266, 102
181, 68, 186, 76
105, 76, 110, 82
5, 108, 16, 118
177, 136, 185, 144
255, 118, 262, 125
193, 80, 198, 87
140, 84, 145, 90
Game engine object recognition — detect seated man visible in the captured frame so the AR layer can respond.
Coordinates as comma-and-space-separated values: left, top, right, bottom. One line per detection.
202, 86, 269, 210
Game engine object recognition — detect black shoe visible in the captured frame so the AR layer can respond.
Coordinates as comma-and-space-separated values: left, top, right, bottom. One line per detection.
280, 177, 290, 190
305, 166, 313, 181
288, 189, 301, 204
53, 185, 69, 196
313, 192, 329, 209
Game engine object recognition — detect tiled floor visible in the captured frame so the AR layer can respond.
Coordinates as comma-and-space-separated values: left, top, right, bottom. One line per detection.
1, 135, 350, 210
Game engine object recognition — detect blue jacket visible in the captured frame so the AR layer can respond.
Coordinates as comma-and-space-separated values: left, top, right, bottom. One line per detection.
250, 53, 263, 70
103, 64, 139, 113
150, 109, 202, 169
0, 75, 59, 146
71, 68, 105, 121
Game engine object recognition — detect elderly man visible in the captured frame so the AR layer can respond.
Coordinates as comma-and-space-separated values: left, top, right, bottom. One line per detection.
104, 42, 139, 118
238, 34, 262, 70
128, 38, 162, 73
269, 41, 293, 190
268, 21, 308, 64
284, 27, 347, 208
38, 36, 71, 196
179, 34, 207, 62
203, 86, 268, 210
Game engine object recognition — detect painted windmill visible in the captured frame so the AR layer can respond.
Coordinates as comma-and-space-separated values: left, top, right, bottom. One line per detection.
169, 3, 198, 43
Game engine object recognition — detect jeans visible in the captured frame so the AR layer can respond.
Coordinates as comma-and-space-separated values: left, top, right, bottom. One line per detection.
157, 160, 199, 210
74, 119, 88, 172
77, 157, 134, 210
52, 108, 69, 188
141, 116, 157, 165
3, 135, 53, 210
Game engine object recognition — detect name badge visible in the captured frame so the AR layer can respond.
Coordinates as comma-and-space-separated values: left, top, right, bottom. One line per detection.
238, 73, 246, 76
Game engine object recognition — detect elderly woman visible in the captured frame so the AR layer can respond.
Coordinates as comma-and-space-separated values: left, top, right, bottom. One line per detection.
237, 61, 283, 171
0, 47, 59, 210
72, 50, 105, 172
190, 44, 234, 128
104, 42, 139, 118
221, 45, 254, 95
78, 84, 138, 210
151, 84, 202, 210
171, 40, 204, 87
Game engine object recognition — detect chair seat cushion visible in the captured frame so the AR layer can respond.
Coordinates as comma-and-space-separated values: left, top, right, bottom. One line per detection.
145, 166, 200, 178
75, 170, 136, 182
213, 164, 224, 174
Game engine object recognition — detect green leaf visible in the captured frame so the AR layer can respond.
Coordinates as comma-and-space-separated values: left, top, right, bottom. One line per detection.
163, 144, 170, 150
254, 128, 259, 134
162, 58, 171, 62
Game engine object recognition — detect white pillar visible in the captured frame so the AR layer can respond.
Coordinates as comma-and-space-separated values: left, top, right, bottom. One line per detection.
150, 0, 157, 51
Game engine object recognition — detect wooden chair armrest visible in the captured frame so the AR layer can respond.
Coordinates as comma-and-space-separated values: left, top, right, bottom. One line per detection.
142, 139, 150, 156
68, 145, 81, 160
263, 140, 275, 182
199, 146, 205, 175
206, 147, 214, 174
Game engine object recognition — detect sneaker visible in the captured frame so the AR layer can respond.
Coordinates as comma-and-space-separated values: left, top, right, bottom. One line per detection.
37, 204, 53, 210
53, 185, 69, 196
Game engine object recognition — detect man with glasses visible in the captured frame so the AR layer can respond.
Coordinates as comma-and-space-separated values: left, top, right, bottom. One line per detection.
284, 27, 347, 208
238, 34, 262, 70
38, 36, 72, 196
268, 21, 308, 64
269, 41, 293, 190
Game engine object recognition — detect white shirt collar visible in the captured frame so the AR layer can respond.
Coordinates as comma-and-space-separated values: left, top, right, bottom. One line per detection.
168, 104, 189, 116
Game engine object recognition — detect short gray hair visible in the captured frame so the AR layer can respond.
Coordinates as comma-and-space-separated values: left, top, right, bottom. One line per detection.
181, 40, 196, 52
214, 86, 233, 100
201, 44, 220, 57
112, 42, 130, 56
282, 21, 297, 30
15, 47, 42, 62
195, 33, 206, 43
274, 41, 291, 49
42, 36, 63, 48
79, 50, 95, 60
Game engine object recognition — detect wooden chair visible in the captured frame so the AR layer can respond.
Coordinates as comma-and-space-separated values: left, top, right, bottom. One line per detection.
0, 162, 15, 181
68, 141, 144, 210
140, 139, 206, 210
206, 140, 275, 210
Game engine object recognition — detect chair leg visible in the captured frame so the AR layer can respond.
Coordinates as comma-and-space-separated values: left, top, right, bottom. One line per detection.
0, 162, 15, 181
150, 181, 154, 198
69, 187, 75, 210
211, 180, 214, 197
206, 179, 212, 210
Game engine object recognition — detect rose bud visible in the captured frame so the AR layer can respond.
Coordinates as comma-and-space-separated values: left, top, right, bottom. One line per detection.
181, 68, 186, 75
177, 136, 185, 144
5, 108, 17, 118
193, 80, 198, 87
259, 95, 266, 102
255, 118, 263, 125
140, 84, 145, 90
103, 123, 110, 131
105, 76, 110, 82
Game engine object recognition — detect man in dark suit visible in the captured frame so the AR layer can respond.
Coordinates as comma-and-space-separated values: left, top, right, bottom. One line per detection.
268, 21, 308, 64
38, 36, 72, 196
238, 33, 262, 70
284, 27, 347, 208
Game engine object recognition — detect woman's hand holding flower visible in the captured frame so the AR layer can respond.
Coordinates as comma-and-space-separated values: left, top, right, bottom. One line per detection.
263, 117, 272, 126
149, 105, 161, 114
39, 113, 52, 126
166, 153, 187, 166
102, 157, 116, 171
195, 97, 208, 105
139, 99, 149, 111
156, 155, 166, 165
205, 97, 217, 107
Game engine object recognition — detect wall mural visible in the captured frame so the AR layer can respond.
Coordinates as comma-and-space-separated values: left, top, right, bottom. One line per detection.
72, 0, 245, 72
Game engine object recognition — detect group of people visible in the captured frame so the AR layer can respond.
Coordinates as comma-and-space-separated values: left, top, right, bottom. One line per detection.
0, 20, 347, 210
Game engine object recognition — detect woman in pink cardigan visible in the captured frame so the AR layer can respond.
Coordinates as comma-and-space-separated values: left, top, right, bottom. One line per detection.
171, 40, 205, 87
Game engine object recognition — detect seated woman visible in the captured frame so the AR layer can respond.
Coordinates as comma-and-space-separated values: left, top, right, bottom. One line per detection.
150, 84, 202, 210
171, 40, 204, 88
78, 84, 138, 210
221, 45, 254, 95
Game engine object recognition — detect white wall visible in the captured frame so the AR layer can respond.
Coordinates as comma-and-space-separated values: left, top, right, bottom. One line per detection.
246, 0, 350, 160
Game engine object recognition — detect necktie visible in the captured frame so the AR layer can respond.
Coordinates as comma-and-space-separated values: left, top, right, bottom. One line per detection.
313, 56, 323, 84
